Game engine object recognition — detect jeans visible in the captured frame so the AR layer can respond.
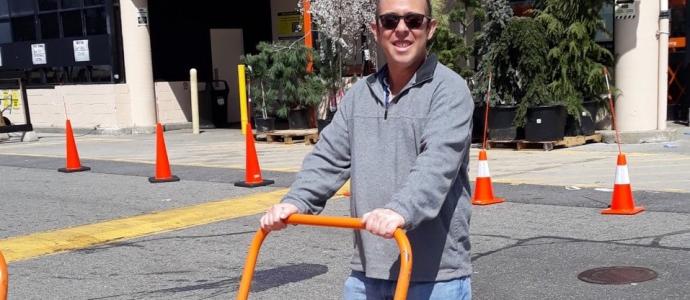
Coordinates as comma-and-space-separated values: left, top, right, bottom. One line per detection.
343, 271, 471, 300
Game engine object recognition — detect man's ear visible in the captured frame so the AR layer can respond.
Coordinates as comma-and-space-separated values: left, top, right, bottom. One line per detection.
369, 21, 380, 43
426, 19, 438, 41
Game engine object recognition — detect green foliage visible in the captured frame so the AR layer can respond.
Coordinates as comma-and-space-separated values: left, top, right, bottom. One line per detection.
536, 0, 614, 121
242, 41, 326, 119
241, 43, 277, 119
497, 17, 552, 127
429, 0, 482, 78
472, 0, 513, 105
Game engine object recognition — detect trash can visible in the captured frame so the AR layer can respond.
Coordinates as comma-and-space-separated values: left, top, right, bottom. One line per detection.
208, 80, 229, 128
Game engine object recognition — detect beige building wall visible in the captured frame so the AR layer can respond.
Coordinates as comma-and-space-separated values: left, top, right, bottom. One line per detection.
25, 82, 192, 134
615, 0, 662, 131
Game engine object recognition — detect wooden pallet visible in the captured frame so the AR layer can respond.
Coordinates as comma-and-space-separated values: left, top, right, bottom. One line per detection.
257, 129, 319, 145
488, 134, 602, 151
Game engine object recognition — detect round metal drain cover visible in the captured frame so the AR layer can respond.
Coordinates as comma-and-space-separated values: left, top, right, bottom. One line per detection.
578, 266, 657, 285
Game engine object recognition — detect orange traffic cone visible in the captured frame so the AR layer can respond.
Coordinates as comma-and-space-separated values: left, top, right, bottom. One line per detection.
0, 249, 6, 300
235, 121, 274, 188
472, 150, 504, 205
148, 123, 180, 183
58, 119, 90, 173
602, 153, 644, 215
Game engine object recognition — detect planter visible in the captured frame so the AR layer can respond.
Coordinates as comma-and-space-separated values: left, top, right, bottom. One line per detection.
254, 117, 275, 133
288, 108, 311, 129
525, 105, 566, 142
472, 102, 487, 143
488, 105, 521, 141
565, 100, 599, 136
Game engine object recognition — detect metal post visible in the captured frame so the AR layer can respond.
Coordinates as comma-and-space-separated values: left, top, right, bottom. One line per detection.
238, 65, 249, 135
190, 68, 199, 135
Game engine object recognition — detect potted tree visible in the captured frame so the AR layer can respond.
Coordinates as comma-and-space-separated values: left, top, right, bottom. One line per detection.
473, 0, 521, 141
267, 41, 326, 129
535, 0, 614, 137
242, 42, 277, 133
502, 16, 567, 142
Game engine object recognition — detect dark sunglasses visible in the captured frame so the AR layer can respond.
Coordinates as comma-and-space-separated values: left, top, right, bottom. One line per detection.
377, 13, 430, 30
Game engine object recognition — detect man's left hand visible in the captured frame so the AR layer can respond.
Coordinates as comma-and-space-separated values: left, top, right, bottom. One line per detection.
362, 209, 405, 239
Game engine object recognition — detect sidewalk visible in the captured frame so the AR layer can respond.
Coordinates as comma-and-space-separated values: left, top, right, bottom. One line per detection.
1, 123, 689, 193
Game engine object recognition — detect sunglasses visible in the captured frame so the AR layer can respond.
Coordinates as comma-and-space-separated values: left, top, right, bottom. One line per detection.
377, 13, 430, 30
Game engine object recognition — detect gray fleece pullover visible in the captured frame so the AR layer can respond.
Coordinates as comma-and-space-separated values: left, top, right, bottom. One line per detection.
282, 55, 473, 282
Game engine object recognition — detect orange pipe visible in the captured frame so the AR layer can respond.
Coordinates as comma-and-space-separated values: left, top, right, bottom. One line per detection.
0, 250, 7, 300
236, 214, 413, 300
303, 0, 314, 73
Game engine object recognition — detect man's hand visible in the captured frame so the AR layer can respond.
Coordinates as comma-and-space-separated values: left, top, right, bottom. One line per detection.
362, 209, 405, 239
260, 203, 299, 232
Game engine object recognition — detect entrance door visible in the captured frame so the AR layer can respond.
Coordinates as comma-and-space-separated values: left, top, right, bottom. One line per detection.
210, 28, 244, 126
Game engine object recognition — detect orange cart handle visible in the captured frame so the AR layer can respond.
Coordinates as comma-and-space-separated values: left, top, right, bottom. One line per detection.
0, 250, 7, 300
236, 214, 413, 300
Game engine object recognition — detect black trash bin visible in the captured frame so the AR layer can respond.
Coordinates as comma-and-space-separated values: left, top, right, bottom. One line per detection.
208, 80, 229, 128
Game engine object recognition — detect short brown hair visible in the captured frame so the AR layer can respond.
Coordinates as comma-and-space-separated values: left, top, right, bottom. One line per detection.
375, 0, 433, 18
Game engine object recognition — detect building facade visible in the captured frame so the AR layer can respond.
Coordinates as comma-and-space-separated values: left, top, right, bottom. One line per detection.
0, 0, 687, 135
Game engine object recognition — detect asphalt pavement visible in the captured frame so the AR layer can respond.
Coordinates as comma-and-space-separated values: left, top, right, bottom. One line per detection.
1, 124, 689, 299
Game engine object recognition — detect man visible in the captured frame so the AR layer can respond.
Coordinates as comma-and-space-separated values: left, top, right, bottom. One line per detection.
260, 0, 473, 298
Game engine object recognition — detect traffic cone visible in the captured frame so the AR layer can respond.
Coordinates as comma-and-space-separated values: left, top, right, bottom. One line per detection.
602, 153, 644, 215
472, 150, 504, 205
58, 119, 91, 173
148, 123, 180, 183
234, 121, 274, 188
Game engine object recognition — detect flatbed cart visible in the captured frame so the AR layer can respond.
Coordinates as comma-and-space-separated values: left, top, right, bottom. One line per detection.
237, 214, 413, 300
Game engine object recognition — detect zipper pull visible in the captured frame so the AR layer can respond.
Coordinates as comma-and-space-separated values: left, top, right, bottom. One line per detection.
384, 108, 388, 120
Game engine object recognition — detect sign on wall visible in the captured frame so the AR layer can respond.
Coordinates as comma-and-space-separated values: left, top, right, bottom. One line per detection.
31, 44, 47, 65
615, 0, 637, 20
277, 11, 302, 40
73, 40, 90, 62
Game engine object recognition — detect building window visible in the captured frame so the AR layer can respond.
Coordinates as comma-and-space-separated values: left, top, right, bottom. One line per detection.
39, 13, 59, 39
84, 7, 106, 35
8, 0, 35, 16
61, 10, 83, 37
0, 20, 10, 43
38, 0, 58, 11
0, 0, 9, 19
61, 0, 81, 9
11, 15, 36, 41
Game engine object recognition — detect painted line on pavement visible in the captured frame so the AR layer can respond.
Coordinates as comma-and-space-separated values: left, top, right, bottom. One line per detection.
0, 189, 289, 263
0, 181, 351, 263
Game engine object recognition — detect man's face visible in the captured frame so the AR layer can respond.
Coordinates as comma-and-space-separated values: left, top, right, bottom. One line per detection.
370, 0, 437, 70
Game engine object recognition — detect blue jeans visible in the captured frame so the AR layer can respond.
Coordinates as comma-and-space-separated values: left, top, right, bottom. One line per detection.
343, 271, 471, 300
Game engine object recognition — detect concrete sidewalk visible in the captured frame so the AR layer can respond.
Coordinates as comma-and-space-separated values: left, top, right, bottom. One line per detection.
2, 123, 689, 193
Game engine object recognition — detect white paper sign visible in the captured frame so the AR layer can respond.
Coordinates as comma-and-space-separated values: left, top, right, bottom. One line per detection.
73, 40, 90, 62
31, 44, 47, 65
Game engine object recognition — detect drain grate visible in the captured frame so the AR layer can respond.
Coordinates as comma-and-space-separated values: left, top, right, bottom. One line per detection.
578, 266, 658, 285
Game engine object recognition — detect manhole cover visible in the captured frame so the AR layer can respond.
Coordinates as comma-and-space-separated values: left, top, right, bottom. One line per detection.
578, 266, 658, 284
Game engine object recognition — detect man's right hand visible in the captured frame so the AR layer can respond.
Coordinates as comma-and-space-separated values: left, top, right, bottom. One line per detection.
260, 203, 300, 232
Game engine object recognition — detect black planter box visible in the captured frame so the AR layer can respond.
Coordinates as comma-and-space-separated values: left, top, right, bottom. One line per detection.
489, 105, 521, 141
565, 101, 598, 136
525, 105, 566, 142
472, 102, 486, 142
288, 109, 311, 129
254, 117, 275, 133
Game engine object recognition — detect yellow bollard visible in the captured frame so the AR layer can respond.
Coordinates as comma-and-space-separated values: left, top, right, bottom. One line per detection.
238, 65, 249, 135
190, 68, 199, 135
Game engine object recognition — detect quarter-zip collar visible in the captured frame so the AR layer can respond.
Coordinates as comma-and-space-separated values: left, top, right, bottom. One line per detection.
366, 54, 439, 106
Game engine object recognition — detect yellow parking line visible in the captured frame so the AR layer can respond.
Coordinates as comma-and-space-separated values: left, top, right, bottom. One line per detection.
0, 189, 288, 263
0, 181, 351, 263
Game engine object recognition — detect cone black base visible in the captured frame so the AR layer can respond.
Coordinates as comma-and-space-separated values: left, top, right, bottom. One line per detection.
148, 175, 180, 183
234, 179, 275, 188
58, 166, 91, 173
